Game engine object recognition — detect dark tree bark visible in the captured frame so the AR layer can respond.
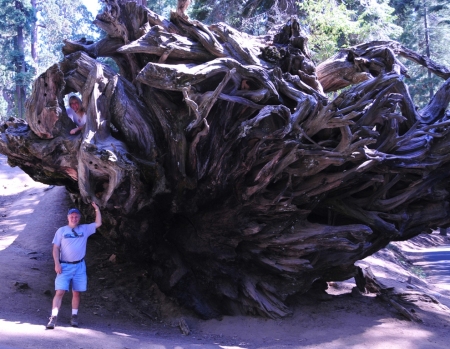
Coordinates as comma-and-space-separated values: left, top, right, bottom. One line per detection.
31, 0, 38, 63
2, 0, 450, 319
14, 0, 27, 119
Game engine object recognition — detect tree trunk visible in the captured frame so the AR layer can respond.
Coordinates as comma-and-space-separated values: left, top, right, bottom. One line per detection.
31, 0, 38, 63
14, 0, 26, 119
2, 0, 450, 319
423, 1, 433, 99
1, 89, 15, 116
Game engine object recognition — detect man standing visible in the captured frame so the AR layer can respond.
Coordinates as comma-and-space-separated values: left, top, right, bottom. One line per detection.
46, 202, 102, 329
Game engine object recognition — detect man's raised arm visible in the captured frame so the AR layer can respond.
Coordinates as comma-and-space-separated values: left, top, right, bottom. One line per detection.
91, 202, 102, 228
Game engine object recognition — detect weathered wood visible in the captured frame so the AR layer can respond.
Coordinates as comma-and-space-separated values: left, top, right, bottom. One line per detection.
25, 64, 67, 139
355, 266, 423, 322
2, 0, 450, 319
118, 25, 215, 62
317, 41, 450, 93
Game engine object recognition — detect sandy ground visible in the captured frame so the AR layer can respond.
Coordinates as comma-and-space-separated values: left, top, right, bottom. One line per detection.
1, 153, 450, 349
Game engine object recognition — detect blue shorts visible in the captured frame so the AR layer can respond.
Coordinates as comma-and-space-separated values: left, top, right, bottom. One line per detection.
55, 260, 87, 292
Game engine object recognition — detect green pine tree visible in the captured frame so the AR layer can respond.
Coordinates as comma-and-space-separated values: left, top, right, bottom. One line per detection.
0, 0, 34, 119
393, 0, 450, 107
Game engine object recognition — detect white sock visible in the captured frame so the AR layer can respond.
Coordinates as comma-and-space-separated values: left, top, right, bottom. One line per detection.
51, 308, 58, 317
72, 309, 78, 315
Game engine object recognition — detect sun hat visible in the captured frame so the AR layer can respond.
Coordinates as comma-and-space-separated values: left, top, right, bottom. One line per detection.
68, 208, 81, 215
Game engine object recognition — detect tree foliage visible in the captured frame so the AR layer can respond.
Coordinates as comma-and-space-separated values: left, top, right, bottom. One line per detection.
0, 0, 35, 118
297, 0, 403, 61
392, 0, 450, 107
355, 0, 402, 40
146, 0, 177, 18
297, 0, 360, 60
34, 0, 98, 72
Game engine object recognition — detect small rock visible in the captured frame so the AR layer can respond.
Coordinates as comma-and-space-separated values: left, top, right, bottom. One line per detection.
44, 290, 52, 296
178, 318, 190, 335
14, 282, 30, 290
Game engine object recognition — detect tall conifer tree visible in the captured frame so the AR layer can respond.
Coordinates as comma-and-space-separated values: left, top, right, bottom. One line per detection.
0, 0, 34, 118
393, 0, 450, 107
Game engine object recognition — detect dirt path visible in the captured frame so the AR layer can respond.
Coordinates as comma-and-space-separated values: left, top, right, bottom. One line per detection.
419, 246, 450, 293
1, 154, 450, 349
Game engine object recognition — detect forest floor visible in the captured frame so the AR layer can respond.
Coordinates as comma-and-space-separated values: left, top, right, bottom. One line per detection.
1, 153, 450, 349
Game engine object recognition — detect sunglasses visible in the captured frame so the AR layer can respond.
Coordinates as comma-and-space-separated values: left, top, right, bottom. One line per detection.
72, 228, 79, 237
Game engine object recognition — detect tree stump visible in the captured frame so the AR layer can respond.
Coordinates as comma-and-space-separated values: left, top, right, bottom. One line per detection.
1, 0, 450, 319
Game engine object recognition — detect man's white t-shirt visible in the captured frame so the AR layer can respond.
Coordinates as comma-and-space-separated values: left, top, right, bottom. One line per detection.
52, 223, 97, 262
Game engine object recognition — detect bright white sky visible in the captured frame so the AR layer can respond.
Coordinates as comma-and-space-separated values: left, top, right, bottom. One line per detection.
81, 0, 102, 15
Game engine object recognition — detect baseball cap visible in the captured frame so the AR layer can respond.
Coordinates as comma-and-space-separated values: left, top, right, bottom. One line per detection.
68, 208, 81, 215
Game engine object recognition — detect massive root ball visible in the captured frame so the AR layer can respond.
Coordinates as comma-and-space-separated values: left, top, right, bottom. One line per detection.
2, 0, 450, 319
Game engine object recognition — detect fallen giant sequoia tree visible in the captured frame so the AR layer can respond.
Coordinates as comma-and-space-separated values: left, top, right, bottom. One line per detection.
2, 0, 450, 318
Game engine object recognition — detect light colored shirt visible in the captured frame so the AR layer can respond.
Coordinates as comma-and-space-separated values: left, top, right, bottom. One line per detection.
52, 223, 97, 262
67, 107, 87, 127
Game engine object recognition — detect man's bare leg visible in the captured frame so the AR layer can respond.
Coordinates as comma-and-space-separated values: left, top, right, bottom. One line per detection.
47, 290, 65, 329
70, 290, 81, 327
52, 289, 65, 312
